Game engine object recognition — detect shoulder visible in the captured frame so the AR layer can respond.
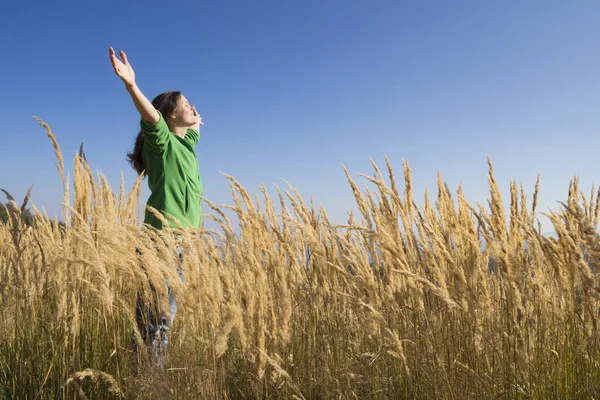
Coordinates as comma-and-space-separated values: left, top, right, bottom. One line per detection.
185, 128, 199, 145
141, 110, 169, 134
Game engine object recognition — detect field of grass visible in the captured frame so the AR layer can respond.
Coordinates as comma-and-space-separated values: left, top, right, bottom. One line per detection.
2, 120, 600, 399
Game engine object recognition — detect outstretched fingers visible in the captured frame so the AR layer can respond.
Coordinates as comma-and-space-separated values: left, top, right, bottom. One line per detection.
120, 50, 129, 65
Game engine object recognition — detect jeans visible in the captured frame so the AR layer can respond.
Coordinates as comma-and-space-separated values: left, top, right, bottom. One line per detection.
134, 244, 185, 367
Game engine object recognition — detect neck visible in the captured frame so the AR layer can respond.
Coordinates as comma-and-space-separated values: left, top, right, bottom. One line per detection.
169, 124, 188, 138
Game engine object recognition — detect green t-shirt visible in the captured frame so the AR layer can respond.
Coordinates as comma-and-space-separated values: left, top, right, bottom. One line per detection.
140, 111, 203, 230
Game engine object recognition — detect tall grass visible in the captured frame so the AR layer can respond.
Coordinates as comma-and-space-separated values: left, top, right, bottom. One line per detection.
2, 119, 600, 399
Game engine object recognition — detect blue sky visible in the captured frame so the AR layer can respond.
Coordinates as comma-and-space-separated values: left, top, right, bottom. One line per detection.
1, 0, 600, 233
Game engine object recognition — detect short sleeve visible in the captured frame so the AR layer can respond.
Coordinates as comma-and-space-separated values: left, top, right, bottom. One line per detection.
185, 128, 200, 147
141, 111, 171, 152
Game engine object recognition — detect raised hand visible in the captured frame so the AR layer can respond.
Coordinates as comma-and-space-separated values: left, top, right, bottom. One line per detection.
191, 106, 204, 129
109, 47, 136, 88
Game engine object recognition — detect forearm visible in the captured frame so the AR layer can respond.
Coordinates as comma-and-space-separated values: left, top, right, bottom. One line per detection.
126, 84, 159, 124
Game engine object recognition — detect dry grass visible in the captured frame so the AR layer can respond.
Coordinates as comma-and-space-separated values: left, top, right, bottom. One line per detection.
2, 120, 600, 399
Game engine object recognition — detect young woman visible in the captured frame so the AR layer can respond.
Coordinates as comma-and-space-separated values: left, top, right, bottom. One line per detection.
109, 47, 203, 230
109, 47, 203, 364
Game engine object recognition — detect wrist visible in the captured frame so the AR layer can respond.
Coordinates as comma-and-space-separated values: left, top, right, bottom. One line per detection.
124, 82, 138, 93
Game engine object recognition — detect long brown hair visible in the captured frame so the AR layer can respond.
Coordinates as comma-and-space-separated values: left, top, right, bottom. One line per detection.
126, 91, 182, 176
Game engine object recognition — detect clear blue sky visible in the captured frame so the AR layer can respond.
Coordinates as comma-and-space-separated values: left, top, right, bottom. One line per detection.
2, 0, 600, 233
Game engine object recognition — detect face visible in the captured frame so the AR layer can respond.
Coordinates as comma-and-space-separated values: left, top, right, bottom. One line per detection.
170, 95, 197, 126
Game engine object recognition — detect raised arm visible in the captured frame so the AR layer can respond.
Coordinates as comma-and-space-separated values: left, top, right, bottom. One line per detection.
109, 47, 159, 124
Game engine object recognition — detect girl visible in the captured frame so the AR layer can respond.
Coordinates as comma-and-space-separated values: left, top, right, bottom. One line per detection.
109, 47, 203, 364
